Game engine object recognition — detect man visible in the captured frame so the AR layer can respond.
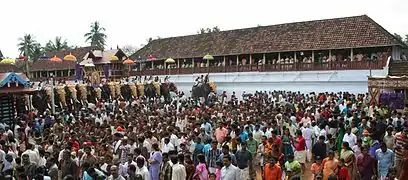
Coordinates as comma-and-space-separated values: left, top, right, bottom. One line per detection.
343, 127, 357, 148
263, 156, 282, 180
22, 143, 39, 166
215, 123, 229, 144
45, 157, 58, 180
162, 138, 175, 153
22, 154, 36, 180
394, 128, 408, 176
135, 157, 149, 180
312, 135, 327, 159
108, 165, 126, 180
60, 150, 78, 179
206, 141, 222, 174
375, 142, 395, 180
171, 155, 186, 180
160, 153, 173, 180
234, 141, 252, 180
294, 130, 306, 174
253, 124, 264, 144
219, 145, 237, 166
221, 155, 240, 180
356, 146, 377, 180
302, 123, 314, 162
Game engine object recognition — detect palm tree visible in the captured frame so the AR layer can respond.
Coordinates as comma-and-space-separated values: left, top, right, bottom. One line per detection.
17, 34, 42, 61
44, 36, 71, 53
84, 21, 107, 49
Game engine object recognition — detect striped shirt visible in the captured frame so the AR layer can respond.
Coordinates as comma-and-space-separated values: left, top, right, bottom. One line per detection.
394, 132, 407, 159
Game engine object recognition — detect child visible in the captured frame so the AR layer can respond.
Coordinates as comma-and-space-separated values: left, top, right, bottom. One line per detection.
284, 154, 301, 180
311, 156, 323, 180
215, 161, 222, 180
209, 173, 216, 180
337, 159, 349, 180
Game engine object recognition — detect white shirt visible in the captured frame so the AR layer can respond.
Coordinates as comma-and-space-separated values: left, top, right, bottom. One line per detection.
221, 164, 240, 180
135, 166, 150, 180
107, 175, 126, 180
171, 163, 186, 180
22, 149, 39, 165
162, 143, 175, 153
342, 133, 357, 148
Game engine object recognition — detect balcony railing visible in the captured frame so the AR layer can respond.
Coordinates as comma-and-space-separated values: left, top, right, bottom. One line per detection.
131, 60, 386, 76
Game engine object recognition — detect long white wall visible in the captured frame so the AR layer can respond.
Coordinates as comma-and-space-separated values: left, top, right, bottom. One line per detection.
154, 69, 387, 96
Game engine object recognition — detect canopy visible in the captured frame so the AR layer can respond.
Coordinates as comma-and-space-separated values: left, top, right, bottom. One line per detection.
165, 58, 175, 63
123, 59, 135, 65
50, 55, 62, 62
203, 54, 214, 60
0, 58, 15, 64
63, 53, 77, 61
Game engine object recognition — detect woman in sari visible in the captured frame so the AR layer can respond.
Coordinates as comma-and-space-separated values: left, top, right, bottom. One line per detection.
340, 142, 356, 180
321, 151, 338, 180
148, 143, 162, 180
282, 128, 294, 162
336, 123, 345, 153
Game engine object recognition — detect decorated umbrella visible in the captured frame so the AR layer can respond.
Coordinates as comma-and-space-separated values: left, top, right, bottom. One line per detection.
49, 56, 62, 76
109, 55, 119, 61
0, 58, 16, 64
147, 55, 157, 61
165, 58, 175, 75
63, 53, 77, 77
123, 59, 135, 76
106, 55, 119, 79
203, 54, 214, 73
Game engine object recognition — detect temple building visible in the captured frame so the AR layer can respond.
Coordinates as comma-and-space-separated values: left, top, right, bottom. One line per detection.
130, 15, 407, 76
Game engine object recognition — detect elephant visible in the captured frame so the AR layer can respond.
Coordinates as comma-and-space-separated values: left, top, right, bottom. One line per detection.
86, 86, 97, 104
192, 83, 212, 103
160, 82, 178, 103
144, 83, 156, 100
120, 84, 133, 101
100, 84, 111, 101
32, 89, 48, 113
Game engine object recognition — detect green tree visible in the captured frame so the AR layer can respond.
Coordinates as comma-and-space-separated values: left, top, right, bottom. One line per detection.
394, 33, 403, 42
198, 26, 220, 34
84, 21, 107, 49
121, 45, 138, 56
17, 34, 42, 61
44, 36, 71, 53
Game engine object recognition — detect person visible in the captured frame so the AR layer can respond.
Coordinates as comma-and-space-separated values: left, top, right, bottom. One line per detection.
234, 141, 252, 180
312, 136, 327, 160
160, 153, 173, 180
193, 154, 209, 180
342, 128, 357, 150
221, 155, 239, 180
107, 165, 125, 180
322, 151, 338, 180
284, 154, 301, 180
337, 159, 350, 180
394, 128, 407, 176
282, 128, 294, 161
339, 142, 355, 180
185, 154, 196, 180
375, 142, 395, 180
263, 156, 282, 180
356, 146, 377, 180
135, 157, 149, 180
206, 141, 222, 174
293, 130, 306, 174
311, 156, 323, 180
171, 154, 186, 180
148, 143, 162, 180
399, 144, 408, 180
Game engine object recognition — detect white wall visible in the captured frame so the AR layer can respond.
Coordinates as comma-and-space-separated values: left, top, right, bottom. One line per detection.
152, 69, 387, 96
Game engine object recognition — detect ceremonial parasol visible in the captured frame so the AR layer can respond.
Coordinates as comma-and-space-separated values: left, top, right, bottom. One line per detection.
123, 59, 134, 76
147, 55, 157, 61
0, 58, 16, 64
109, 55, 119, 61
63, 53, 77, 77
203, 54, 214, 73
165, 58, 175, 75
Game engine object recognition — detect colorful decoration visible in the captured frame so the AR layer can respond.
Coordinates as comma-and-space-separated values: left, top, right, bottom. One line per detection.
147, 55, 156, 60
165, 58, 175, 63
63, 53, 77, 61
50, 55, 62, 62
203, 54, 214, 60
123, 59, 135, 65
109, 55, 119, 61
0, 58, 16, 65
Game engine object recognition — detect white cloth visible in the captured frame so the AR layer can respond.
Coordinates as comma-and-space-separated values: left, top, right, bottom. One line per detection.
342, 133, 357, 148
135, 166, 150, 180
162, 143, 175, 153
171, 163, 186, 180
221, 165, 240, 180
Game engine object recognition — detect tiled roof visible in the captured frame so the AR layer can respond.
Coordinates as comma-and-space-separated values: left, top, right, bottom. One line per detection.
0, 64, 23, 73
131, 15, 404, 60
30, 46, 98, 71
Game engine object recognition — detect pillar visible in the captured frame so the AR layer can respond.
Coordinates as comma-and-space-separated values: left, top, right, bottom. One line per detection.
249, 54, 253, 65
350, 48, 354, 61
294, 52, 297, 62
236, 55, 239, 71
262, 53, 266, 64
152, 61, 154, 70
192, 58, 195, 73
329, 49, 332, 60
312, 51, 315, 61
223, 56, 226, 66
278, 52, 281, 61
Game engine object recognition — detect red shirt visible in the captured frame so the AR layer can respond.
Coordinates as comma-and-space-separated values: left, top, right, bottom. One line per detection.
272, 136, 283, 149
295, 136, 306, 151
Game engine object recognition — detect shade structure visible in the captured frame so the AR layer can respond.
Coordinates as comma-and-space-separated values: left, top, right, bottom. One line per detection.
0, 58, 16, 64
39, 55, 50, 60
203, 54, 214, 60
63, 53, 77, 61
109, 55, 119, 61
123, 59, 135, 65
147, 55, 156, 60
50, 55, 62, 62
165, 58, 175, 63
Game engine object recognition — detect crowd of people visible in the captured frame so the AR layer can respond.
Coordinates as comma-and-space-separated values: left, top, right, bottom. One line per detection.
0, 87, 407, 180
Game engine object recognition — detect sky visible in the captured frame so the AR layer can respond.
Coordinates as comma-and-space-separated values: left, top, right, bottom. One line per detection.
1, 0, 408, 57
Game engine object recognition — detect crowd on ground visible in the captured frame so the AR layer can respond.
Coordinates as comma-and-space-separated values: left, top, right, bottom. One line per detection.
0, 86, 408, 180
